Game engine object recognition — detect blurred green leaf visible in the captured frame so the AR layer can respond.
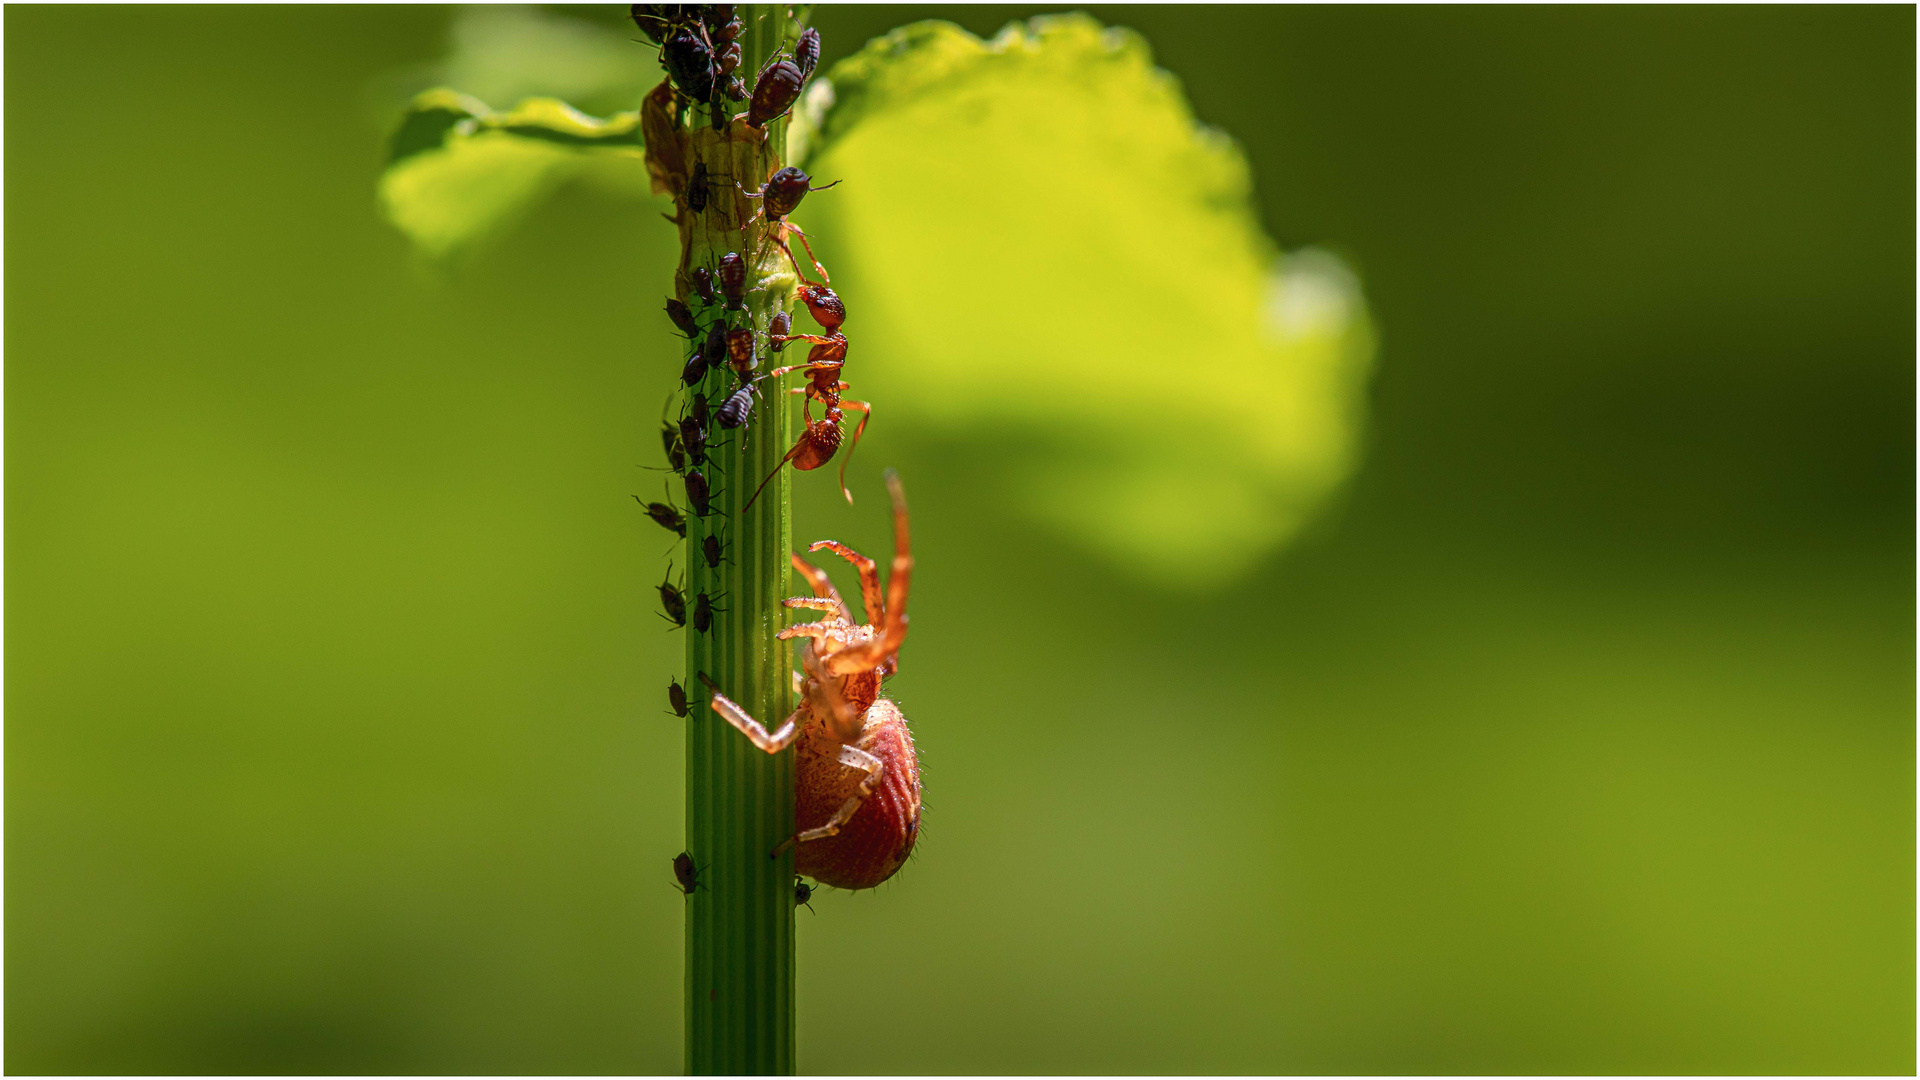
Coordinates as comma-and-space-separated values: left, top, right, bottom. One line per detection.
368, 6, 662, 125
797, 16, 1375, 587
377, 90, 647, 261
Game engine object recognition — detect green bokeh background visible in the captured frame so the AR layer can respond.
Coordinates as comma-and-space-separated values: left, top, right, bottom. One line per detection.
7, 5, 1912, 1074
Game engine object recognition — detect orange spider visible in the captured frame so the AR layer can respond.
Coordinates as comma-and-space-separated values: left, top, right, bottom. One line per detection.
702, 472, 920, 890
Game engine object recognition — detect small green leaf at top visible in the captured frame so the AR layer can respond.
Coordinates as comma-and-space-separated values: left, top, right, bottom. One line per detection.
378, 90, 647, 262
795, 16, 1376, 588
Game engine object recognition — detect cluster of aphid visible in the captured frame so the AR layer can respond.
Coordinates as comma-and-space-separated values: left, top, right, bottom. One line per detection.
637, 11, 922, 900
632, 4, 819, 134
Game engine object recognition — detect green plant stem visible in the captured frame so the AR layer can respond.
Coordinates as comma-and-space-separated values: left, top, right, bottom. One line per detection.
677, 6, 806, 1074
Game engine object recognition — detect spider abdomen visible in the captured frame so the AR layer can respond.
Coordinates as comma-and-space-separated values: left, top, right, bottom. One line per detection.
795, 698, 921, 890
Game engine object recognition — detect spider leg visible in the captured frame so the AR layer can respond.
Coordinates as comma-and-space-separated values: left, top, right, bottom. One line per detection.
784, 597, 841, 613
772, 744, 883, 856
823, 473, 912, 677
699, 673, 802, 754
806, 540, 882, 627
791, 552, 852, 621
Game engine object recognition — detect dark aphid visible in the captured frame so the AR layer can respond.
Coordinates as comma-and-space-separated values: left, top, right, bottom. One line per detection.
719, 252, 746, 310
768, 310, 792, 352
667, 678, 691, 718
726, 327, 756, 375
709, 90, 730, 132
660, 420, 681, 461
794, 879, 815, 912
756, 166, 840, 221
685, 468, 717, 517
678, 415, 707, 465
794, 28, 821, 81
747, 58, 805, 128
700, 532, 727, 569
691, 267, 718, 306
681, 348, 709, 387
658, 563, 687, 628
635, 494, 688, 538
725, 76, 748, 102
716, 40, 743, 77
689, 163, 714, 213
662, 29, 716, 102
630, 4, 672, 44
692, 590, 726, 633
673, 851, 702, 895
688, 391, 711, 427
715, 382, 755, 429
703, 4, 736, 35
666, 297, 700, 339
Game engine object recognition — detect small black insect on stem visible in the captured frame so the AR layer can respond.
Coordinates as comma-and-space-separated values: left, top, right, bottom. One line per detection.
667, 678, 691, 718
691, 266, 718, 307
658, 563, 687, 628
673, 850, 703, 895
715, 381, 755, 430
636, 494, 688, 538
685, 468, 720, 517
666, 297, 701, 339
700, 532, 728, 569
692, 590, 727, 634
719, 252, 747, 311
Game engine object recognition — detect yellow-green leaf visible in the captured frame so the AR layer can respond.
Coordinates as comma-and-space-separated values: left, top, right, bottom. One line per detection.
798, 16, 1375, 588
377, 90, 647, 261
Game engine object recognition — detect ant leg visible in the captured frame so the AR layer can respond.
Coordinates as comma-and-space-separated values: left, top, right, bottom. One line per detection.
832, 399, 871, 505
782, 223, 832, 284
806, 540, 882, 627
699, 673, 802, 753
743, 437, 806, 511
774, 744, 883, 856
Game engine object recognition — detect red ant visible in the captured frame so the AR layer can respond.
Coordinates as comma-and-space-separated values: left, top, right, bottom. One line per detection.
744, 247, 868, 508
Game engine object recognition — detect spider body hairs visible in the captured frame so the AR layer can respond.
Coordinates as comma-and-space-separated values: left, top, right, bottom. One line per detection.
702, 472, 921, 890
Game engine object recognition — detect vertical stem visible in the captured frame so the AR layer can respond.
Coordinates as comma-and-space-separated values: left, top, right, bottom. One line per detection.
676, 6, 807, 1075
